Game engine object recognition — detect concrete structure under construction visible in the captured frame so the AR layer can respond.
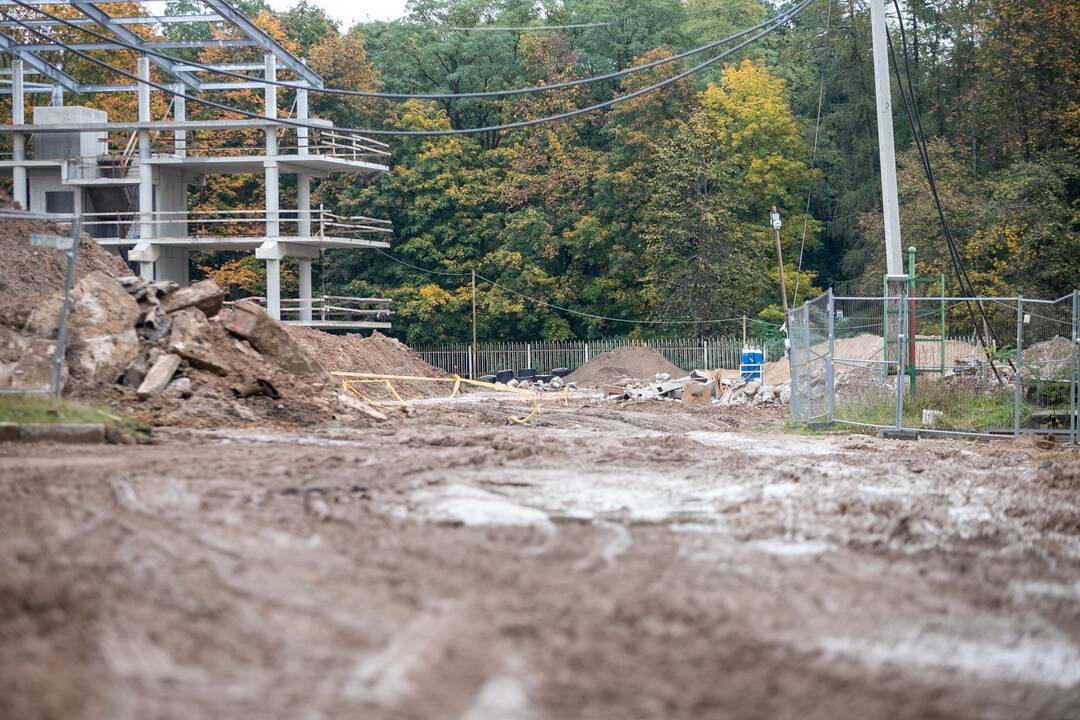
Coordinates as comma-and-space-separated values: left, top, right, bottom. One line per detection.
0, 0, 393, 330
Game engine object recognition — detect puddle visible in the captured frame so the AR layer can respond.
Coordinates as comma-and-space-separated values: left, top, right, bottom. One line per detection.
818, 631, 1080, 687
749, 539, 833, 557
411, 485, 553, 530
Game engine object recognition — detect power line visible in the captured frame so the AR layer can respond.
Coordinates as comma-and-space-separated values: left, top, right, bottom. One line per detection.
886, 0, 1008, 374
440, 22, 611, 32
371, 248, 777, 327
1, 0, 813, 137
10, 0, 798, 102
792, 0, 832, 306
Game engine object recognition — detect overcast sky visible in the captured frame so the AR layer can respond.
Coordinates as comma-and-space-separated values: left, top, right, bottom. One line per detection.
265, 0, 410, 27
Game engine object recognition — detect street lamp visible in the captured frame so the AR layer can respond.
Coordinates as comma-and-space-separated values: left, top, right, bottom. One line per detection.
771, 206, 788, 321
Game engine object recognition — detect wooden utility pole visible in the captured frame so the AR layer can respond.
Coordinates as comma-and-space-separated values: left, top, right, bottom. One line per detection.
471, 270, 478, 380
742, 315, 747, 346
771, 206, 789, 321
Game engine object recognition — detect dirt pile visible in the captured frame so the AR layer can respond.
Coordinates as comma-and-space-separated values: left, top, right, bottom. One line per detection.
1023, 336, 1075, 376
0, 189, 130, 326
566, 346, 685, 387
286, 326, 452, 401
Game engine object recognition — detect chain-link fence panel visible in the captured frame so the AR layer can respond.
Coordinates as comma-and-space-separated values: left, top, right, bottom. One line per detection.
789, 290, 1078, 440
1018, 294, 1078, 441
830, 295, 898, 429
788, 292, 831, 422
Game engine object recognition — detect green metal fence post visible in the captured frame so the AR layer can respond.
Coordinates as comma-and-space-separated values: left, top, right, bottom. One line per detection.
1014, 296, 1023, 437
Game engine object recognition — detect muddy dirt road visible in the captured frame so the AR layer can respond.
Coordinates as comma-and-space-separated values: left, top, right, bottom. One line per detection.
2, 399, 1080, 719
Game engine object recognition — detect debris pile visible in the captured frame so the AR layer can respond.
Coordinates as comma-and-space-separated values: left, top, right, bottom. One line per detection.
1, 272, 386, 427
603, 370, 791, 407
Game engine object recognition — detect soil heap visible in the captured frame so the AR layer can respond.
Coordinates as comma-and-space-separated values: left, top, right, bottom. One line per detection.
287, 327, 452, 401
566, 346, 685, 388
0, 189, 129, 325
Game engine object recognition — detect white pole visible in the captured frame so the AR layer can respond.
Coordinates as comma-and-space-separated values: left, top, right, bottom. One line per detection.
137, 55, 154, 280
298, 259, 312, 322
870, 0, 904, 276
173, 84, 186, 157
296, 83, 311, 238
264, 54, 281, 319
11, 58, 27, 211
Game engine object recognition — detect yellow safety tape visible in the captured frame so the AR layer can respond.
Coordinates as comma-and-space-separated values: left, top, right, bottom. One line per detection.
332, 372, 554, 424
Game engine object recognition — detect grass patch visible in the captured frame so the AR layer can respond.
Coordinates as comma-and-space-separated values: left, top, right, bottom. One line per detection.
0, 395, 149, 439
836, 378, 1032, 432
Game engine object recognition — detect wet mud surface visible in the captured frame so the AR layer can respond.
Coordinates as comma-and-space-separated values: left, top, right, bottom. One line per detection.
2, 399, 1079, 719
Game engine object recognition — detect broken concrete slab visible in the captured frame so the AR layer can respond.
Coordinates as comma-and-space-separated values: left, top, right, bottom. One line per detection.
137, 354, 182, 400
161, 279, 225, 317
223, 301, 324, 376
168, 308, 231, 376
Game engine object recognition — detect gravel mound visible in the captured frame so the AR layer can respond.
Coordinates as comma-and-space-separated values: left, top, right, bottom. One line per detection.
565, 346, 685, 387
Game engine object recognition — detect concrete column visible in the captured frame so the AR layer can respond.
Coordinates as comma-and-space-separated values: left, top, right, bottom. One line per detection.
298, 258, 312, 322
11, 58, 27, 211
173, 84, 186, 157
50, 84, 63, 107
296, 85, 309, 155
296, 83, 311, 241
263, 54, 281, 319
137, 55, 155, 280
266, 258, 281, 320
297, 173, 310, 236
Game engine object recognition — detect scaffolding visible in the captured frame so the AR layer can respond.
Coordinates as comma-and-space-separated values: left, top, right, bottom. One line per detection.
0, 0, 392, 330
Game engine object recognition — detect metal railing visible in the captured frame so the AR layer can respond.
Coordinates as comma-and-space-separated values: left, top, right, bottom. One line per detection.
239, 296, 393, 325
788, 288, 1079, 444
79, 207, 393, 241
416, 336, 786, 379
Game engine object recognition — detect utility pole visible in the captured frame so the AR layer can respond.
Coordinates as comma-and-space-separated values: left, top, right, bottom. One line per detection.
471, 270, 478, 380
870, 0, 904, 276
771, 207, 789, 321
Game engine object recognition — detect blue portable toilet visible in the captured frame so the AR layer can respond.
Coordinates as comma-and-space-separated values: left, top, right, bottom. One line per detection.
740, 345, 764, 382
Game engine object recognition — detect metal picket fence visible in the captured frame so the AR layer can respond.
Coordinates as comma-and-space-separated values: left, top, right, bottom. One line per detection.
417, 336, 786, 378
789, 288, 1079, 445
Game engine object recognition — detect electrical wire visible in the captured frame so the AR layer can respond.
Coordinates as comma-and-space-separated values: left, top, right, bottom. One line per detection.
792, 0, 832, 306
371, 248, 777, 327
1, 0, 812, 137
10, 0, 800, 102
440, 22, 611, 32
886, 0, 1010, 375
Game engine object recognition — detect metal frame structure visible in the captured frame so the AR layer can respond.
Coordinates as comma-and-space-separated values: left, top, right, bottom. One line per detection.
0, 0, 391, 330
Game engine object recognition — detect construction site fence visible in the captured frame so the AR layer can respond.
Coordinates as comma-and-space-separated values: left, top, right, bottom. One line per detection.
416, 336, 786, 379
787, 288, 1079, 445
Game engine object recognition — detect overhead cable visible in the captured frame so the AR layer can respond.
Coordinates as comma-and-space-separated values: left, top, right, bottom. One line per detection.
10, 0, 802, 101
1, 0, 812, 137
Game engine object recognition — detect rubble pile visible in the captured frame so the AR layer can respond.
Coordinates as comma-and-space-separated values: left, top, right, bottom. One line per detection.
0, 272, 386, 427
603, 370, 791, 407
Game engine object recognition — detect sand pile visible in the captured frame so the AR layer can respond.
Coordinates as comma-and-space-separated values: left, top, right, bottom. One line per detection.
566, 346, 685, 387
762, 333, 983, 385
0, 189, 130, 325
286, 327, 452, 401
